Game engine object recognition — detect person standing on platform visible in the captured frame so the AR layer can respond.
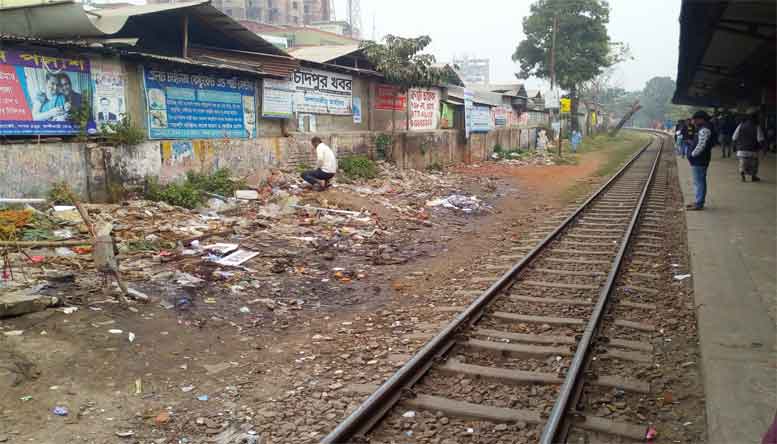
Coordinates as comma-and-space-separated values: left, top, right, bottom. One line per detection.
686, 111, 714, 211
675, 119, 687, 156
733, 114, 765, 182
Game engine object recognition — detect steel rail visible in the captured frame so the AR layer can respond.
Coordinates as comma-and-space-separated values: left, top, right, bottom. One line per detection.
321, 132, 658, 444
539, 130, 667, 444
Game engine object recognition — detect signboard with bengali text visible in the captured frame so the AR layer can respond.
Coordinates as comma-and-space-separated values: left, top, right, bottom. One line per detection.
291, 67, 352, 115
408, 87, 440, 131
0, 48, 94, 135
142, 67, 256, 139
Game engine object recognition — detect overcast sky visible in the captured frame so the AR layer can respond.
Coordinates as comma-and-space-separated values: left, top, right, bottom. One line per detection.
334, 0, 680, 92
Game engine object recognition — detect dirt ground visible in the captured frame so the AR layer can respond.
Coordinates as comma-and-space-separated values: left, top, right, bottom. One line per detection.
1, 146, 634, 444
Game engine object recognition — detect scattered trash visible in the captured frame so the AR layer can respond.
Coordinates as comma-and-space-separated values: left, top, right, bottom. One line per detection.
53, 228, 73, 239
235, 190, 259, 200
181, 385, 195, 392
19, 395, 32, 401
3, 330, 23, 336
216, 249, 259, 267
673, 274, 691, 281
239, 306, 250, 313
196, 395, 209, 401
126, 288, 150, 302
154, 411, 171, 425
203, 243, 239, 255
115, 431, 135, 438
128, 332, 136, 343
52, 406, 69, 416
108, 329, 123, 334
402, 411, 416, 418
59, 307, 78, 314
426, 194, 486, 213
646, 425, 657, 440
54, 247, 76, 257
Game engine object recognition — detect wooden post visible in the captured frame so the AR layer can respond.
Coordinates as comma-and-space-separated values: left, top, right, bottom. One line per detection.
182, 14, 190, 58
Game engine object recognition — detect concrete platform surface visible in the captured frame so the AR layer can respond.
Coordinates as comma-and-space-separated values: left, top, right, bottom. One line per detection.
677, 153, 777, 444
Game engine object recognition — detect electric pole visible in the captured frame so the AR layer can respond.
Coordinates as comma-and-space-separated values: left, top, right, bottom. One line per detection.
551, 14, 562, 157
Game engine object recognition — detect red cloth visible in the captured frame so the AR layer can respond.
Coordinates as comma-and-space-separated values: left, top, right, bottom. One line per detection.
764, 412, 777, 444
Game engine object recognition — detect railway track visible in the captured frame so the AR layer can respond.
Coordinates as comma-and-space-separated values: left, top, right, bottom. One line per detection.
323, 130, 673, 444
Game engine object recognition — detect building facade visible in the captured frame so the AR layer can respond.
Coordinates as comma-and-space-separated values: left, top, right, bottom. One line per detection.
147, 0, 330, 25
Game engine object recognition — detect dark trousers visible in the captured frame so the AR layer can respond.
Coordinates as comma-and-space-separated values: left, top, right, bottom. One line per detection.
301, 168, 334, 186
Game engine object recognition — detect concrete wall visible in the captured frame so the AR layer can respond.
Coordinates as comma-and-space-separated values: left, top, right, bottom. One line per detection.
0, 143, 90, 199
1, 127, 525, 200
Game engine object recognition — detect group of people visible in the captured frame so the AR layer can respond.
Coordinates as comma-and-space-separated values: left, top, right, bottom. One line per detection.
33, 73, 82, 122
674, 110, 768, 211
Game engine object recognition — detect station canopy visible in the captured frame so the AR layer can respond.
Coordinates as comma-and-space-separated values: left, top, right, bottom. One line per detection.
673, 0, 776, 108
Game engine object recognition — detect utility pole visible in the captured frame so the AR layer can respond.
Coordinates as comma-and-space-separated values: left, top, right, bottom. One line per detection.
551, 14, 562, 157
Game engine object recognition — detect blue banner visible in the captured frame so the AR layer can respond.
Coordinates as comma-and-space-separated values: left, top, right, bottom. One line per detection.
142, 67, 256, 139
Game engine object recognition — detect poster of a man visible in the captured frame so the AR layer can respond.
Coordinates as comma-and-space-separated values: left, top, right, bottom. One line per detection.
57, 73, 82, 113
33, 73, 68, 121
97, 97, 118, 123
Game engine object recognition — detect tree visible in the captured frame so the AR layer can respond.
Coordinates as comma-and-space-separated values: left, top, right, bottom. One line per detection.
513, 0, 627, 130
637, 76, 676, 128
361, 35, 452, 135
361, 35, 448, 91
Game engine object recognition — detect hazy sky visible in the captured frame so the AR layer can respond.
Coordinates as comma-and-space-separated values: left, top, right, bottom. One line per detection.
333, 0, 680, 92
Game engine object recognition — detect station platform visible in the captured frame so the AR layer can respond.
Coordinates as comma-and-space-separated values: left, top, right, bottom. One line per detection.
676, 153, 777, 444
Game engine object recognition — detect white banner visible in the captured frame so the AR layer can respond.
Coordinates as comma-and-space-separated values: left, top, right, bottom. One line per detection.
262, 78, 293, 119
291, 68, 352, 115
408, 87, 440, 131
91, 56, 127, 129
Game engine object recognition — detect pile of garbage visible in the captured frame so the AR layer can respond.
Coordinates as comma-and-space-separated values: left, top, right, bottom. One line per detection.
425, 194, 489, 213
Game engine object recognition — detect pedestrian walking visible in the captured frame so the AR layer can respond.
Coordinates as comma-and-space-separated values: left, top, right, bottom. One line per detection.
732, 114, 765, 182
675, 119, 687, 156
686, 111, 714, 211
570, 129, 582, 153
719, 113, 736, 158
683, 118, 696, 158
301, 136, 338, 190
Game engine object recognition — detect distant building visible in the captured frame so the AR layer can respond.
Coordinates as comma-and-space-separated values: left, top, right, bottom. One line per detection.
145, 0, 330, 26
452, 55, 490, 85
239, 20, 360, 47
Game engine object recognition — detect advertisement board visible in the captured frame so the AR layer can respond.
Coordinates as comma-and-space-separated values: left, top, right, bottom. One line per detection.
143, 67, 256, 139
464, 89, 474, 138
261, 78, 293, 119
0, 48, 94, 135
470, 105, 493, 133
493, 106, 508, 127
375, 84, 406, 111
91, 56, 126, 129
291, 67, 352, 115
408, 87, 440, 131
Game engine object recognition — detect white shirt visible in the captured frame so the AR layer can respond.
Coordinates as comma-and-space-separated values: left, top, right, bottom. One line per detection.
316, 143, 337, 174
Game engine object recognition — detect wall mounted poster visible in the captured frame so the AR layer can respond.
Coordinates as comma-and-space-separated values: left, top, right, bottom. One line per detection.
291, 67, 352, 115
470, 105, 493, 133
143, 67, 256, 139
408, 88, 440, 131
0, 48, 94, 135
262, 78, 293, 119
91, 56, 126, 129
375, 84, 406, 111
352, 96, 362, 123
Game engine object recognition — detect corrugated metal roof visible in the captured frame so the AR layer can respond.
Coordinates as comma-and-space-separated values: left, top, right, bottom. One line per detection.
288, 44, 360, 64
446, 85, 503, 107
0, 0, 288, 57
0, 33, 273, 77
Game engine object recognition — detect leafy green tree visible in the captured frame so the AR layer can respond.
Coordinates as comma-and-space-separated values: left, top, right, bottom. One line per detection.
513, 0, 627, 129
361, 35, 448, 91
637, 76, 676, 127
